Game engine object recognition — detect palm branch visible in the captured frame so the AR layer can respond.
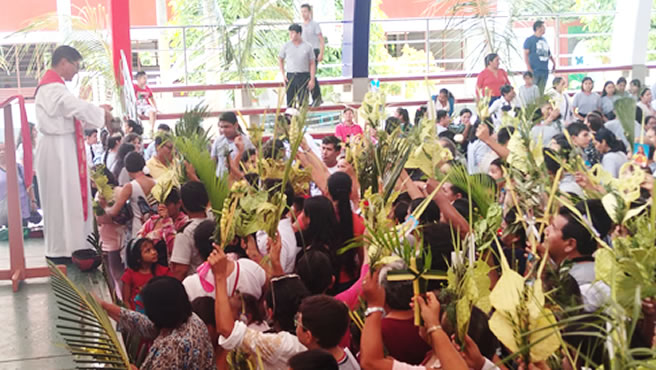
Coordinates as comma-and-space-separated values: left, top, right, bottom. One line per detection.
174, 137, 230, 217
438, 165, 497, 218
615, 97, 637, 147
174, 103, 211, 147
48, 261, 130, 369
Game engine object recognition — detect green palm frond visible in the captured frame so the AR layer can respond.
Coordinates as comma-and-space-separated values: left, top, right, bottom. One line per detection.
174, 103, 210, 147
48, 261, 130, 369
174, 137, 230, 217
615, 97, 637, 146
439, 165, 497, 218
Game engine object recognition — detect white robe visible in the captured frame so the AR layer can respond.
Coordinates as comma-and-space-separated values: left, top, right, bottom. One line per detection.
35, 83, 105, 258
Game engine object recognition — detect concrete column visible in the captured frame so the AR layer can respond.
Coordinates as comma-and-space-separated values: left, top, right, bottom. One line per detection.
56, 0, 72, 41
610, 0, 652, 81
342, 0, 371, 102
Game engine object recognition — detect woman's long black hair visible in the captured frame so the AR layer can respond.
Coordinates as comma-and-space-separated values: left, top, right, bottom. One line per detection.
595, 128, 626, 153
302, 196, 339, 253
103, 135, 122, 168
112, 143, 135, 179
327, 172, 357, 279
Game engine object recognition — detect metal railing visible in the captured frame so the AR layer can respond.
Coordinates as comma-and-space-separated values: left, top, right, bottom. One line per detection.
127, 10, 656, 86
147, 64, 656, 124
0, 96, 66, 291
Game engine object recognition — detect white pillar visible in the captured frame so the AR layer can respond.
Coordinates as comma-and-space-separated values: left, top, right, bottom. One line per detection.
610, 0, 652, 81
56, 0, 72, 41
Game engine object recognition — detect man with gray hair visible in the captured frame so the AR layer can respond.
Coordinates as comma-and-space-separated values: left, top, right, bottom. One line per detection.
279, 23, 316, 108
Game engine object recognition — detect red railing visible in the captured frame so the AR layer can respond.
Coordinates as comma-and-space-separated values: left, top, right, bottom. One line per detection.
0, 95, 65, 291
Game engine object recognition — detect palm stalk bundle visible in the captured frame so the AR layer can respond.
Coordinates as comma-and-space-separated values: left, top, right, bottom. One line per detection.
349, 92, 413, 201
48, 261, 130, 369
439, 231, 492, 346
404, 116, 453, 179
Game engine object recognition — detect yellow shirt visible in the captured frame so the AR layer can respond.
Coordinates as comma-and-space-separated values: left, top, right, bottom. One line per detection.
146, 157, 171, 180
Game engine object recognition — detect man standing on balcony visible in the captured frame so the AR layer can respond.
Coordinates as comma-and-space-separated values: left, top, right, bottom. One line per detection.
279, 23, 316, 108
523, 20, 556, 94
34, 45, 112, 260
301, 3, 324, 107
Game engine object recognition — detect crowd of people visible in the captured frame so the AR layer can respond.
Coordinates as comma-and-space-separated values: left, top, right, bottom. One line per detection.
8, 14, 656, 370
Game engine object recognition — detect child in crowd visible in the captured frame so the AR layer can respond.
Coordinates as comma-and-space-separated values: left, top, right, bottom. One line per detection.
121, 238, 170, 311
518, 71, 540, 107
133, 71, 158, 134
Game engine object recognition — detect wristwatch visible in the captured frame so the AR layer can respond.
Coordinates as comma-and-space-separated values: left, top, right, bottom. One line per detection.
364, 306, 386, 317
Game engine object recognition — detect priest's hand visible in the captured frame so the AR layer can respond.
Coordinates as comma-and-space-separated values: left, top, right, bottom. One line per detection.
100, 104, 113, 126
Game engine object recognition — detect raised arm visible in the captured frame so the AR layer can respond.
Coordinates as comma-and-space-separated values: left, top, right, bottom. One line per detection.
426, 178, 470, 235
417, 292, 468, 370
209, 247, 235, 339
360, 269, 395, 370
476, 124, 509, 159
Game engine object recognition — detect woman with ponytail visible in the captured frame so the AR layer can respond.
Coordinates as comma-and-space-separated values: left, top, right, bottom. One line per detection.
594, 128, 628, 178
103, 134, 122, 170
327, 172, 365, 294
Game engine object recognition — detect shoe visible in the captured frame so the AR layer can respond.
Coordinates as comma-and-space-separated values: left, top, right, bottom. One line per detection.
311, 98, 323, 107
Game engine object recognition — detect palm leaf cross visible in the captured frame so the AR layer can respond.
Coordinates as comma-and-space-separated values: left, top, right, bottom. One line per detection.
387, 256, 446, 326
48, 261, 130, 369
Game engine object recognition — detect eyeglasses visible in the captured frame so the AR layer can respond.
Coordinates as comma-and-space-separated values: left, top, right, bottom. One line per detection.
69, 60, 84, 71
294, 312, 307, 330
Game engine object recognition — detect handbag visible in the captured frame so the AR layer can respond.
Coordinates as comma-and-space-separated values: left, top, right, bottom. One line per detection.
112, 200, 133, 225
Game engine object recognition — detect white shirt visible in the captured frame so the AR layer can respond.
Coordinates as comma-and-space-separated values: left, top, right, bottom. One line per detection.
211, 134, 255, 178
183, 258, 266, 301
170, 218, 209, 278
85, 142, 95, 168
219, 320, 307, 370
489, 97, 516, 128
435, 99, 449, 112
338, 348, 360, 370
256, 218, 299, 273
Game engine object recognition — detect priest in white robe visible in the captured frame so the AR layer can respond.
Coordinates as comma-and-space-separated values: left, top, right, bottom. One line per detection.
34, 45, 111, 259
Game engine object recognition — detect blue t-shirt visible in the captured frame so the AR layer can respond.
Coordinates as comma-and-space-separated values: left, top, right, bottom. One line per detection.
523, 35, 550, 72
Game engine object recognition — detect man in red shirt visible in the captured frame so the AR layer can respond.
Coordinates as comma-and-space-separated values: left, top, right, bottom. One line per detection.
134, 71, 158, 134
334, 108, 363, 142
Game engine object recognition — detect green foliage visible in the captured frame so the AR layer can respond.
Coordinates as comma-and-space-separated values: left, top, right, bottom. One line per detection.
174, 137, 230, 216
174, 103, 210, 147
167, 0, 293, 85
439, 165, 497, 218
615, 97, 637, 147
0, 5, 119, 105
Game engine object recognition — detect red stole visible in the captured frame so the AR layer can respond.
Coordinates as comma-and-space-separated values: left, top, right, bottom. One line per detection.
36, 69, 89, 221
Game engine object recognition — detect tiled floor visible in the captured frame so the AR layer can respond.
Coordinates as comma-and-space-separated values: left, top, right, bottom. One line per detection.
0, 238, 109, 369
